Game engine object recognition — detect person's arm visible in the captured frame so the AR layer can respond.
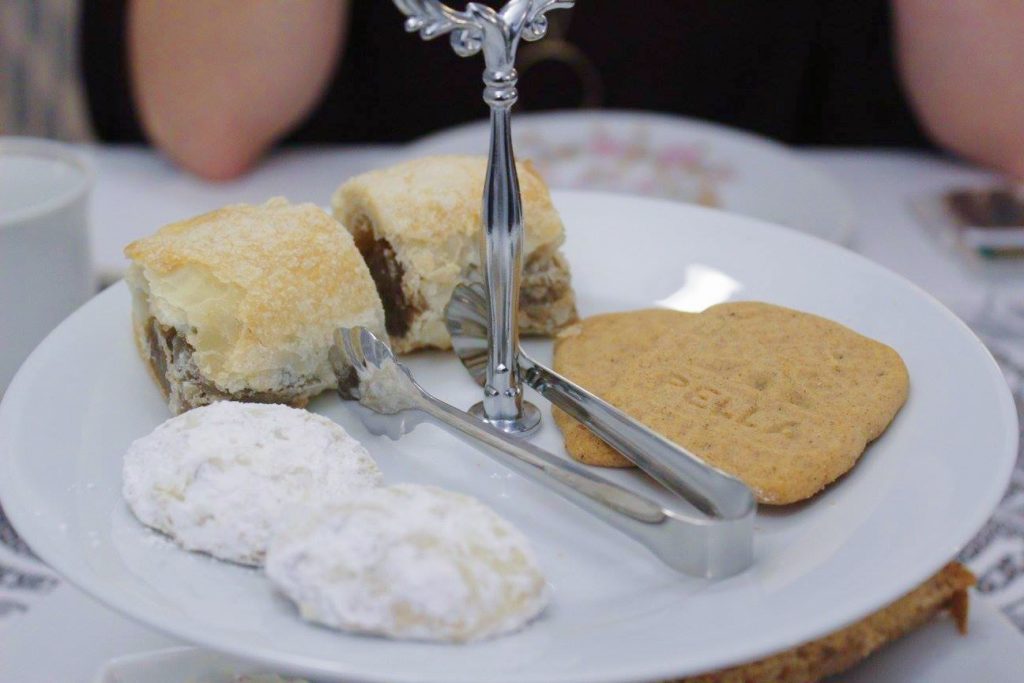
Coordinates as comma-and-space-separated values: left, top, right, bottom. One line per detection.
894, 0, 1024, 178
128, 1, 348, 180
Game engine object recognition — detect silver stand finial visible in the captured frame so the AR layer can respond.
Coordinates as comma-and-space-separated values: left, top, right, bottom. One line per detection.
394, 0, 574, 436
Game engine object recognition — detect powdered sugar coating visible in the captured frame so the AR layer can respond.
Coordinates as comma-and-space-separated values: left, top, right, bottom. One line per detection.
265, 483, 548, 643
122, 402, 382, 566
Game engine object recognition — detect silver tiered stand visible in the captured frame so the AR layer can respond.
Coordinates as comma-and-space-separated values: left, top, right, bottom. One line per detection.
394, 0, 574, 436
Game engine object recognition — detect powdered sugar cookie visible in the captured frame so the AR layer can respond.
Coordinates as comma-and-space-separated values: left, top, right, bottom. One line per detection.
266, 483, 548, 643
122, 402, 382, 565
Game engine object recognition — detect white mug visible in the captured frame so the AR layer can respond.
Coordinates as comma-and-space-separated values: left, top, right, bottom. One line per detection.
0, 137, 94, 393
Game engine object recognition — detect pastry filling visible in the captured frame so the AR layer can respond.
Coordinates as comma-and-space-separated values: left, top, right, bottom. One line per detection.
144, 318, 315, 411
349, 213, 573, 342
145, 320, 174, 398
521, 249, 572, 309
353, 240, 569, 339
354, 232, 415, 338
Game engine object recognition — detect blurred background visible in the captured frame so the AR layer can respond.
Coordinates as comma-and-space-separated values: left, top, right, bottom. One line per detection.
2, 1, 1019, 180
0, 0, 92, 141
0, 0, 944, 162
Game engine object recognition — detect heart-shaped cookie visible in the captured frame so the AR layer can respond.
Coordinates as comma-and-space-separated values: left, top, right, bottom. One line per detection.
552, 303, 909, 505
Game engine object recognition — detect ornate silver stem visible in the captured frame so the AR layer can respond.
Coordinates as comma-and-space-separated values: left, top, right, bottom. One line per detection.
394, 0, 573, 435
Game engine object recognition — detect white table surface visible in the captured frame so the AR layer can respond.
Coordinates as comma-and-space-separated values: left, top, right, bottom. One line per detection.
3, 144, 1024, 682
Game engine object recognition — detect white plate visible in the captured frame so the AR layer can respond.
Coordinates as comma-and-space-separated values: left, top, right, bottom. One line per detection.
0, 192, 1015, 683
407, 110, 856, 244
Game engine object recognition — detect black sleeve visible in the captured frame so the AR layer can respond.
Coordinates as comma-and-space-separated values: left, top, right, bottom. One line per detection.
79, 0, 145, 142
797, 0, 931, 147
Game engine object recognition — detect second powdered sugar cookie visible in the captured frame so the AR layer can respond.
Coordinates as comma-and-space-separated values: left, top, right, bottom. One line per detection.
266, 483, 549, 643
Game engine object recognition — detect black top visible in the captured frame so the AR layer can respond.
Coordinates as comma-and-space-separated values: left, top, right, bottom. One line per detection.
80, 0, 931, 148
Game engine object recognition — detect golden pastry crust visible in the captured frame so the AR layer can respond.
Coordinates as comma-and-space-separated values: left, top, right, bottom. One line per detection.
680, 562, 974, 683
552, 304, 909, 504
333, 155, 564, 252
125, 197, 386, 413
332, 155, 577, 353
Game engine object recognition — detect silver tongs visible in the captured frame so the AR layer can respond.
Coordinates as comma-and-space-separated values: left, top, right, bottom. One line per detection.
330, 327, 754, 578
446, 279, 757, 521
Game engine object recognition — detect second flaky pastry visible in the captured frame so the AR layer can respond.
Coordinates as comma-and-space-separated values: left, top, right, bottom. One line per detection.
332, 155, 578, 353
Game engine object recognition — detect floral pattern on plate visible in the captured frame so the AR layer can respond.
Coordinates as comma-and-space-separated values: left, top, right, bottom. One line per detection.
515, 124, 733, 207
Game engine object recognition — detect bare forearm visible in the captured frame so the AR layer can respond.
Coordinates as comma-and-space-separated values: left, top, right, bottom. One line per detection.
129, 0, 347, 180
894, 0, 1024, 178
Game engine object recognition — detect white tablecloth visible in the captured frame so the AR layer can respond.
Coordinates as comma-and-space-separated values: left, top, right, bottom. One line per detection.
2, 145, 1023, 682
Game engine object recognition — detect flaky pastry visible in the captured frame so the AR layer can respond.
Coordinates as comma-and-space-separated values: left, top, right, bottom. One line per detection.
124, 197, 386, 413
332, 155, 577, 353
